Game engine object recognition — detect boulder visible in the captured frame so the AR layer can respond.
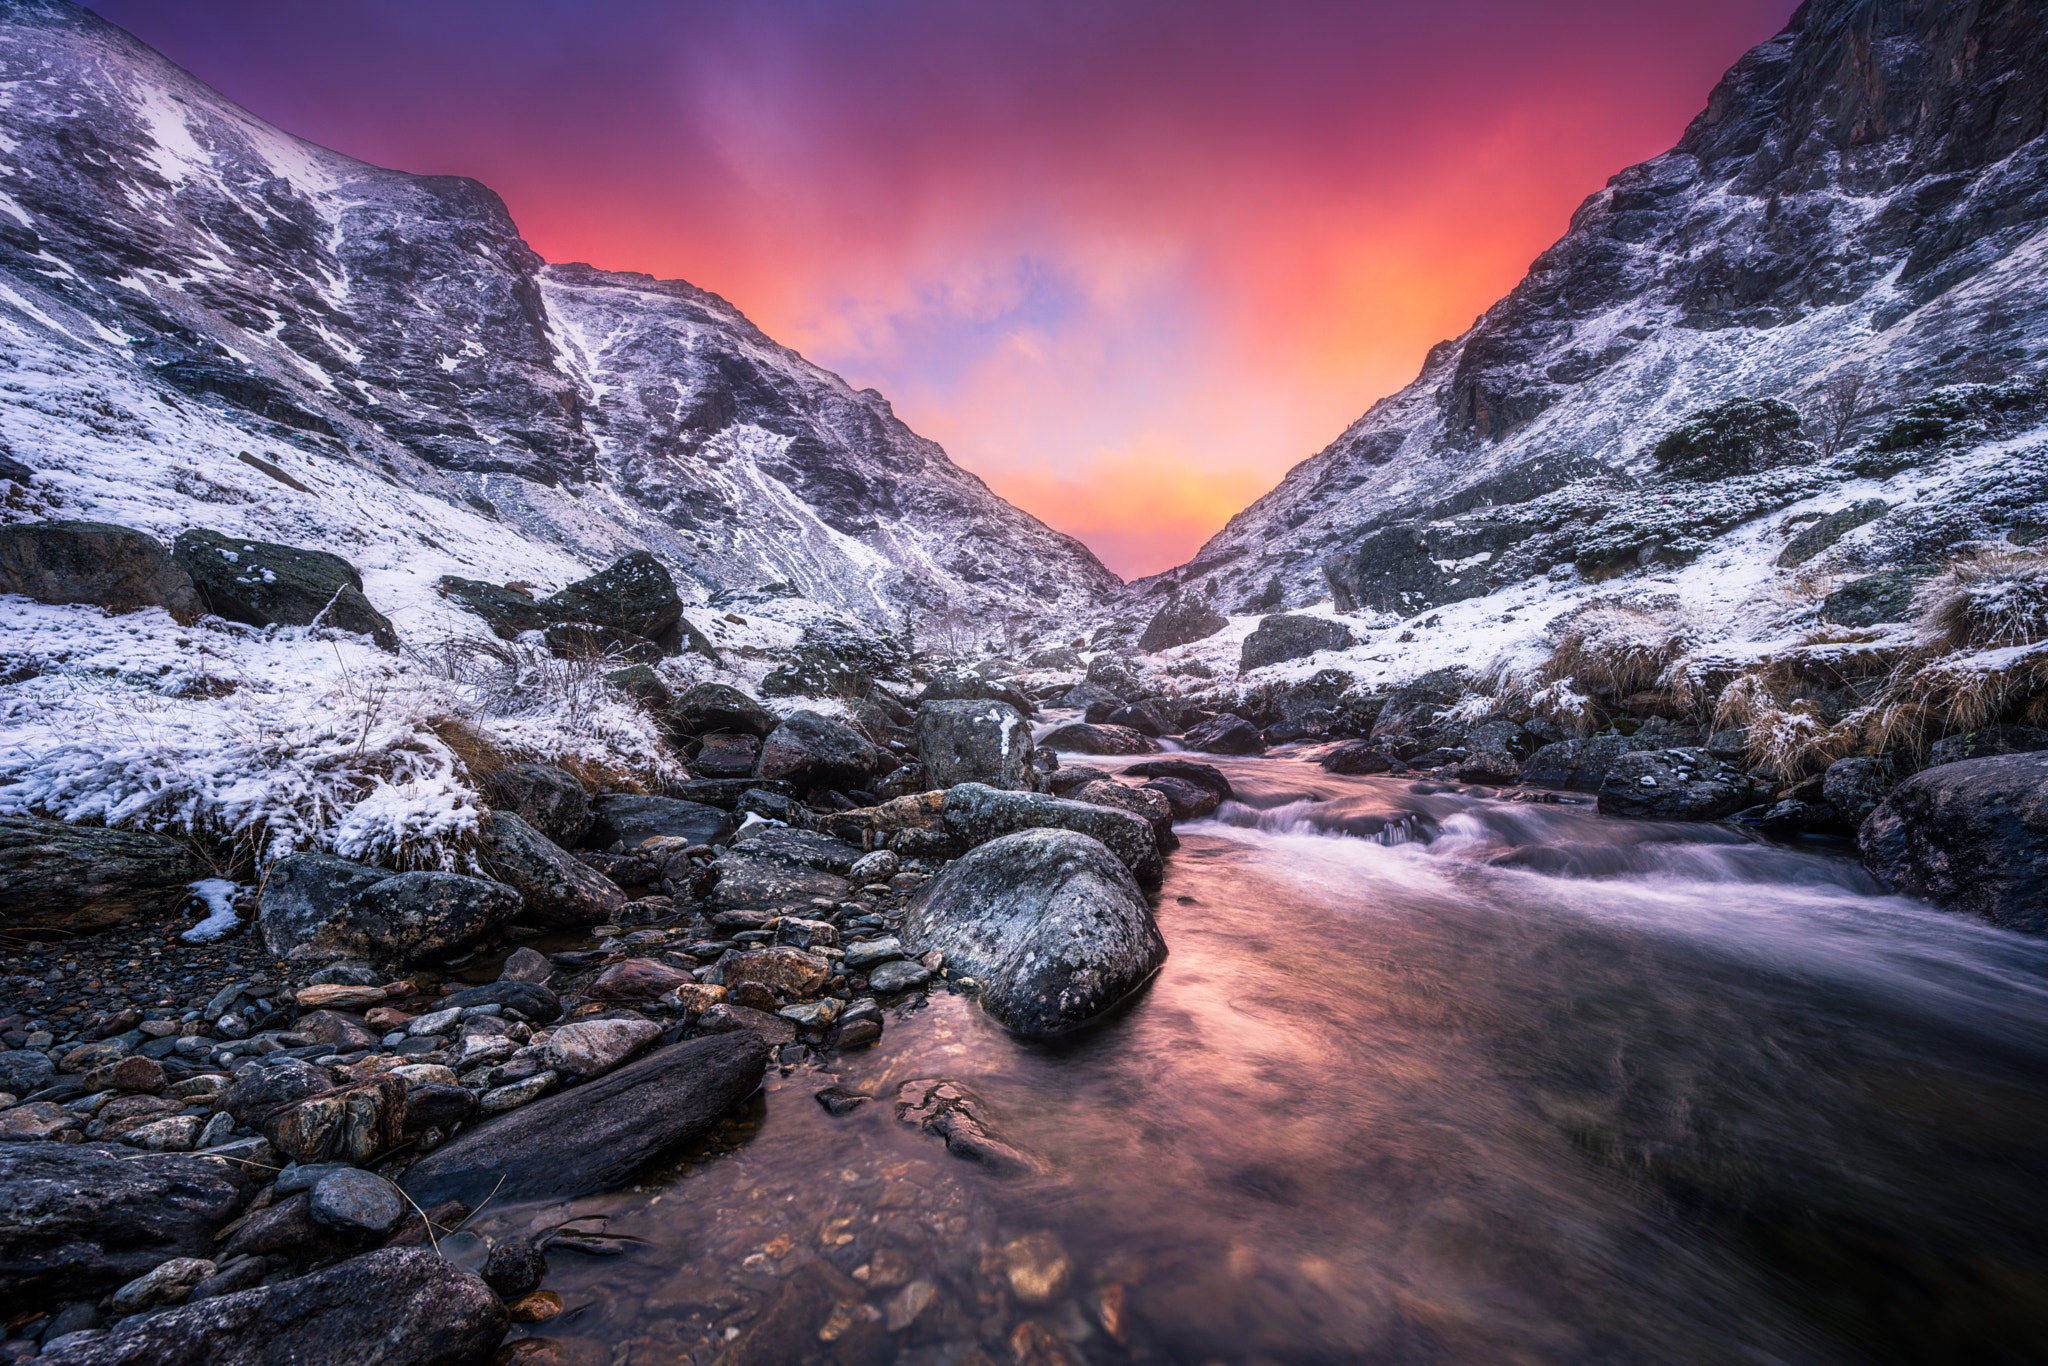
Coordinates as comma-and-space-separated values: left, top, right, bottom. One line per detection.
216, 1058, 335, 1129
475, 812, 624, 928
583, 959, 697, 1001
542, 1019, 662, 1077
481, 764, 591, 847
1369, 668, 1469, 740
307, 1169, 405, 1237
1137, 596, 1229, 652
916, 699, 1036, 792
35, 1247, 506, 1366
702, 849, 850, 924
402, 1033, 771, 1207
0, 520, 200, 622
733, 827, 863, 874
294, 1010, 377, 1052
260, 1076, 407, 1166
0, 1145, 250, 1304
1083, 654, 1144, 701
0, 817, 209, 937
693, 733, 759, 777
1103, 698, 1173, 737
941, 783, 1162, 888
1927, 725, 2048, 768
1822, 755, 1901, 829
904, 828, 1167, 1038
255, 854, 391, 959
1859, 753, 2048, 934
1595, 749, 1758, 821
539, 551, 685, 652
723, 947, 831, 999
1137, 775, 1221, 820
1820, 565, 1938, 627
1520, 734, 1666, 792
1239, 614, 1353, 673
586, 794, 734, 850
668, 683, 776, 738
1036, 722, 1160, 756
539, 621, 660, 663
1123, 759, 1233, 801
918, 670, 1036, 718
1319, 741, 1396, 775
1455, 751, 1523, 785
1057, 680, 1124, 712
0, 1050, 56, 1097
755, 711, 885, 792
603, 664, 671, 711
1067, 779, 1176, 850
432, 576, 554, 639
172, 529, 398, 652
275, 871, 522, 967
1182, 714, 1267, 755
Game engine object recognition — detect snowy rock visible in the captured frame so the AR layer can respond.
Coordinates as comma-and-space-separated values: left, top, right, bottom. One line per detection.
1775, 499, 1890, 567
433, 576, 555, 639
542, 1019, 663, 1078
668, 683, 777, 739
1860, 753, 2048, 934
475, 811, 624, 927
1595, 750, 1758, 821
733, 826, 863, 873
1138, 595, 1228, 652
1820, 567, 1939, 627
904, 828, 1167, 1038
0, 817, 208, 937
1369, 668, 1470, 740
940, 783, 1162, 888
917, 671, 1036, 718
172, 529, 399, 653
1083, 655, 1144, 701
754, 711, 886, 794
0, 520, 200, 623
915, 699, 1036, 792
1239, 614, 1354, 672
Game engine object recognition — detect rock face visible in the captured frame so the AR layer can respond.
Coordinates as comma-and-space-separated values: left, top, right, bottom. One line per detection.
904, 828, 1167, 1038
0, 817, 209, 936
474, 811, 624, 927
172, 529, 399, 652
1595, 749, 1759, 821
1239, 615, 1354, 672
1822, 754, 1901, 829
403, 1033, 770, 1207
0, 3, 1118, 629
34, 1247, 507, 1366
1137, 595, 1229, 652
586, 794, 734, 850
1859, 753, 2048, 934
482, 764, 592, 847
0, 520, 201, 622
941, 783, 1162, 888
916, 699, 1035, 792
0, 1145, 250, 1304
754, 712, 885, 793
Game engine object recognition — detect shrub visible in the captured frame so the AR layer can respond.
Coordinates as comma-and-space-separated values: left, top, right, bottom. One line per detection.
1650, 398, 1812, 481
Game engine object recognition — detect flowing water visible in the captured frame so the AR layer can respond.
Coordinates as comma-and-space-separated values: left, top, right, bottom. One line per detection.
483, 752, 2048, 1365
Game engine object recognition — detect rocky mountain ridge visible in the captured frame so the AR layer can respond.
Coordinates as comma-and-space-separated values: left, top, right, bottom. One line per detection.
0, 0, 1118, 628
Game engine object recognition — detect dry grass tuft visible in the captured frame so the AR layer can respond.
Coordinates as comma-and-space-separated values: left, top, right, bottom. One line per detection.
1911, 546, 2048, 652
1538, 600, 1697, 700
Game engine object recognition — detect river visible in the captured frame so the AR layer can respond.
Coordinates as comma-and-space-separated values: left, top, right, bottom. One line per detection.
480, 750, 2048, 1365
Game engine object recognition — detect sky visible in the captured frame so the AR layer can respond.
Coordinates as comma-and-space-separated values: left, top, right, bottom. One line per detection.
93, 0, 1800, 580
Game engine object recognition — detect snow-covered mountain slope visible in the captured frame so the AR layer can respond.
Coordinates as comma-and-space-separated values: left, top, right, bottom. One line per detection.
0, 0, 1119, 628
1123, 0, 2048, 623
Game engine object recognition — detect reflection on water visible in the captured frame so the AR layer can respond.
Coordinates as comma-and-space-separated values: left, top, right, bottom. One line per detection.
486, 755, 2048, 1365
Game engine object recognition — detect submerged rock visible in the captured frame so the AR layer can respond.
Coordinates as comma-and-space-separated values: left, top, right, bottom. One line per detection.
895, 1078, 1040, 1172
1860, 752, 2048, 934
904, 827, 1167, 1038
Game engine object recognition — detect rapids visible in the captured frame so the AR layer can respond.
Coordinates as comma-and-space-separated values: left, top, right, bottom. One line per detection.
478, 751, 2048, 1364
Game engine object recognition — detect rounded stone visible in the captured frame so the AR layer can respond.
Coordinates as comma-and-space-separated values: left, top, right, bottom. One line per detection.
308, 1167, 406, 1235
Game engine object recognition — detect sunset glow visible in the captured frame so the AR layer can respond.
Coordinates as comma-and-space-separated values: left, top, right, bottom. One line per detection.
95, 0, 1799, 578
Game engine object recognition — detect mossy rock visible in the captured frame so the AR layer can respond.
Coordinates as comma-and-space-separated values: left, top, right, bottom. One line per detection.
174, 528, 397, 651
1821, 566, 1938, 626
434, 576, 553, 639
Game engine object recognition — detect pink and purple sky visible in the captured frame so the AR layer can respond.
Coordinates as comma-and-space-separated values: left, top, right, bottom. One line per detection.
95, 0, 1798, 579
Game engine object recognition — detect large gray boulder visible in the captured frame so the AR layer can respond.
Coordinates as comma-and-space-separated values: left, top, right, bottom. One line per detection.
1520, 734, 1666, 791
474, 811, 624, 927
1859, 752, 2048, 934
172, 529, 398, 652
1083, 654, 1144, 701
941, 783, 1162, 887
586, 794, 734, 849
1, 817, 209, 937
1182, 713, 1266, 754
1369, 667, 1470, 740
0, 1145, 250, 1304
402, 1033, 769, 1207
1138, 595, 1228, 652
755, 711, 885, 793
36, 1247, 506, 1366
1239, 614, 1353, 672
702, 848, 850, 925
918, 670, 1035, 718
904, 828, 1166, 1038
0, 520, 201, 622
1036, 721, 1160, 756
668, 682, 776, 738
1596, 749, 1759, 821
916, 699, 1036, 791
257, 858, 521, 965
255, 853, 391, 959
482, 763, 591, 846
732, 827, 863, 874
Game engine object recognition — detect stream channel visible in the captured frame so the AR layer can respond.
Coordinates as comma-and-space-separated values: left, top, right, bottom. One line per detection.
474, 750, 2048, 1366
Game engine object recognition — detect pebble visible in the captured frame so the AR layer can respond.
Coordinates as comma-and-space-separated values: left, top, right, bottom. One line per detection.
482, 1071, 558, 1111
868, 960, 932, 994
841, 937, 906, 970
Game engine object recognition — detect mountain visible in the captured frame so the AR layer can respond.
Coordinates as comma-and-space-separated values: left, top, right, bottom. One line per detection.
0, 0, 1119, 629
1125, 0, 2048, 623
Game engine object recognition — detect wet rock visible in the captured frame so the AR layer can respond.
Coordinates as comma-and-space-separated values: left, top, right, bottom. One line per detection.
0, 1101, 79, 1141
1002, 1230, 1073, 1304
483, 765, 592, 847
841, 937, 906, 970
255, 853, 392, 959
293, 1010, 378, 1052
484, 1238, 547, 1299
702, 848, 850, 924
1928, 725, 2048, 768
480, 1073, 557, 1112
0, 1051, 56, 1098
723, 946, 831, 998
692, 732, 759, 777
217, 1058, 336, 1129
894, 1078, 1038, 1172
308, 1168, 405, 1236
1182, 713, 1267, 755
1035, 721, 1160, 755
337, 872, 524, 967
1822, 755, 1902, 830
695, 1002, 799, 1044
403, 1033, 771, 1207
543, 1019, 662, 1077
0, 817, 210, 937
1068, 779, 1176, 850
733, 827, 863, 874
1137, 775, 1220, 820
401, 1084, 477, 1134
500, 946, 552, 984
1521, 734, 1665, 792
260, 1075, 406, 1166
1138, 595, 1229, 652
1455, 751, 1523, 785
108, 1256, 214, 1314
122, 1115, 204, 1152
1319, 741, 1396, 775
1860, 753, 2048, 934
173, 528, 399, 652
867, 960, 932, 994
1125, 758, 1233, 800
583, 958, 696, 1001
539, 551, 686, 652
1240, 614, 1353, 672
0, 1145, 250, 1303
586, 794, 734, 851
476, 811, 625, 928
1820, 565, 1939, 626
35, 1247, 507, 1366
906, 827, 1167, 1037
1596, 749, 1758, 821
1369, 667, 1469, 740
668, 683, 777, 738
754, 711, 886, 792
0, 520, 202, 622
941, 782, 1163, 887
715, 1259, 883, 1366
916, 698, 1036, 791
436, 981, 562, 1022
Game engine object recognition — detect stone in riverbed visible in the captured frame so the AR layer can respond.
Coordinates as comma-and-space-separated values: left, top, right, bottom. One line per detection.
586, 794, 734, 851
0, 1146, 250, 1303
847, 849, 899, 883
294, 1010, 378, 1053
1859, 752, 2048, 934
722, 946, 831, 999
841, 937, 905, 970
894, 1078, 1038, 1173
0, 816, 210, 937
1067, 779, 1176, 850
258, 856, 522, 965
1822, 755, 1901, 830
1182, 713, 1267, 755
702, 848, 850, 924
500, 946, 552, 984
0, 1050, 55, 1098
1520, 734, 1664, 792
1138, 775, 1220, 820
85, 1055, 164, 1094
905, 827, 1166, 1038
1596, 749, 1757, 821
476, 811, 624, 928
0, 1101, 79, 1142
403, 1084, 479, 1134
694, 1003, 799, 1045
437, 980, 562, 1022
260, 1075, 407, 1166
1036, 722, 1159, 756
733, 826, 864, 874
916, 699, 1036, 792
216, 1058, 335, 1128
868, 960, 932, 994
1123, 758, 1233, 800
584, 958, 697, 1001
941, 782, 1162, 888
121, 1115, 204, 1152
35, 1247, 506, 1366
402, 1033, 771, 1207
543, 1019, 663, 1077
308, 1168, 406, 1236
108, 1256, 214, 1314
483, 763, 593, 847
754, 710, 887, 793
